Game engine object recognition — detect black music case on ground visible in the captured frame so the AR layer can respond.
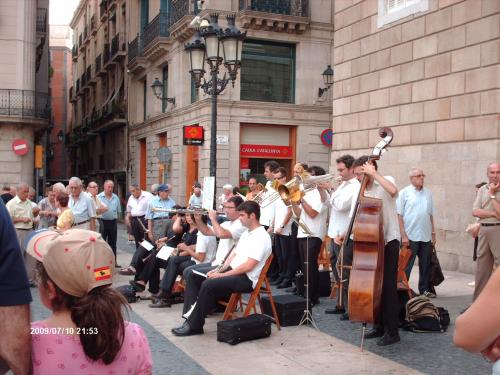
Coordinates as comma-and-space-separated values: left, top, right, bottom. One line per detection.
261, 294, 306, 327
217, 314, 272, 345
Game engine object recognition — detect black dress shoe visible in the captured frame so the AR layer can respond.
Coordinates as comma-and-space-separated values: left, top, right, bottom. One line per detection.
325, 307, 345, 315
172, 323, 204, 337
149, 298, 171, 308
377, 333, 400, 346
309, 299, 320, 307
129, 280, 146, 292
171, 321, 189, 333
363, 328, 384, 339
285, 286, 297, 293
339, 312, 349, 321
277, 280, 292, 289
270, 277, 284, 286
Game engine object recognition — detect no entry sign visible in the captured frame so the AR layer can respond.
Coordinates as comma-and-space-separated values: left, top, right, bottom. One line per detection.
12, 139, 29, 156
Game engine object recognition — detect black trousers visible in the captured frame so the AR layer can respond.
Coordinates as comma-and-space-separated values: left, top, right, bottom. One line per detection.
187, 274, 253, 330
331, 239, 353, 310
274, 233, 287, 280
130, 216, 147, 267
159, 255, 194, 297
405, 240, 432, 294
100, 219, 117, 258
134, 245, 156, 284
374, 239, 400, 336
136, 253, 169, 294
182, 263, 217, 314
297, 236, 323, 302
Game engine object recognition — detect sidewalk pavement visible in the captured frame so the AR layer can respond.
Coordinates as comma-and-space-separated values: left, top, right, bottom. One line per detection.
111, 226, 489, 375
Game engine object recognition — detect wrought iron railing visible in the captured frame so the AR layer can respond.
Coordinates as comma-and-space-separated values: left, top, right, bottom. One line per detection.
100, 0, 107, 19
239, 0, 309, 16
0, 89, 50, 119
170, 0, 199, 26
36, 8, 47, 33
127, 35, 142, 63
103, 43, 110, 64
143, 11, 171, 50
110, 33, 124, 57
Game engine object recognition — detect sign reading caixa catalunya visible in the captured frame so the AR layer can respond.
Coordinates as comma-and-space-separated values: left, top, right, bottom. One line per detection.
240, 144, 293, 158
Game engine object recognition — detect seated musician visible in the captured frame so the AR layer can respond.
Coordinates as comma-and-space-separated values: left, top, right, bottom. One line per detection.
343, 155, 401, 346
181, 196, 245, 316
149, 214, 217, 308
171, 201, 272, 337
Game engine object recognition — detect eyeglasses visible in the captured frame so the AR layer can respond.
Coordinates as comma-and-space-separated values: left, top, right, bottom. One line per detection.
411, 174, 425, 178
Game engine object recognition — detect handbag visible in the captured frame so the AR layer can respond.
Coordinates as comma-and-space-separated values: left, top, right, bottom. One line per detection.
429, 245, 444, 287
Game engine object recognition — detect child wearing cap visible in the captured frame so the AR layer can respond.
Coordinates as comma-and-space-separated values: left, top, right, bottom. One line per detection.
28, 229, 153, 374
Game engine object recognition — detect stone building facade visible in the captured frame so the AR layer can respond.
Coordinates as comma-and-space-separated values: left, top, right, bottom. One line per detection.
69, 0, 128, 198
332, 0, 499, 272
0, 0, 50, 188
126, 0, 334, 204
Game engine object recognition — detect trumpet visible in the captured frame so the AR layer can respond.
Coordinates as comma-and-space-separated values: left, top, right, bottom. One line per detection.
150, 207, 227, 217
247, 183, 267, 204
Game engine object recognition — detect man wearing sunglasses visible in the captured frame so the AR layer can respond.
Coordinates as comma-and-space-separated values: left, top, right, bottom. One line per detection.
397, 167, 436, 298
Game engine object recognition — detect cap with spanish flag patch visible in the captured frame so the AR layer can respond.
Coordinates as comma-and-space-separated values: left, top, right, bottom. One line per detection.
26, 228, 115, 297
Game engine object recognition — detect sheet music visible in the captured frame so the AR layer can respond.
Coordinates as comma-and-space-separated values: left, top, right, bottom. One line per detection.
202, 176, 215, 210
192, 269, 208, 278
140, 240, 154, 251
156, 245, 176, 260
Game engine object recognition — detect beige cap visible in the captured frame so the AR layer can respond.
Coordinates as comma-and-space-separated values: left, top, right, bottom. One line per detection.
26, 229, 115, 297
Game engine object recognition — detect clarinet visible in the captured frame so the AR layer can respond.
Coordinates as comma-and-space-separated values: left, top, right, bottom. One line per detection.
214, 244, 236, 273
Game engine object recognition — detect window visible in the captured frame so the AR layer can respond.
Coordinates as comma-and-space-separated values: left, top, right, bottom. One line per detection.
190, 76, 199, 104
162, 65, 168, 113
143, 80, 147, 122
140, 0, 149, 33
240, 40, 295, 104
377, 0, 428, 28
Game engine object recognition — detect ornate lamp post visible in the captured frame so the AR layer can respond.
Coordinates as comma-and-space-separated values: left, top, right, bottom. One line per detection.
185, 14, 246, 208
318, 64, 334, 97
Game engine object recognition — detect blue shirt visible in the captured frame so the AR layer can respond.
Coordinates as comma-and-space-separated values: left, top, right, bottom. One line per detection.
69, 192, 97, 223
0, 200, 32, 306
145, 196, 176, 220
97, 192, 122, 220
396, 185, 435, 242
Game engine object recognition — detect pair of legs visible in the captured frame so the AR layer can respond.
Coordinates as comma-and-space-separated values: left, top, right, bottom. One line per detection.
100, 219, 117, 263
329, 239, 353, 312
405, 240, 432, 294
274, 233, 300, 287
473, 225, 500, 300
297, 236, 322, 304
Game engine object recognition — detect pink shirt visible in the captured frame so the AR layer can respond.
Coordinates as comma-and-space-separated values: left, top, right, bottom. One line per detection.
31, 321, 153, 375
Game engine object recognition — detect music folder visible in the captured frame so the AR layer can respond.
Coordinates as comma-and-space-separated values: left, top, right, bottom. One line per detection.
156, 245, 176, 260
140, 240, 154, 251
192, 270, 208, 278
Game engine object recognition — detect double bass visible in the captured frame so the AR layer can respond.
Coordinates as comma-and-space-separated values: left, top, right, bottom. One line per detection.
343, 127, 394, 327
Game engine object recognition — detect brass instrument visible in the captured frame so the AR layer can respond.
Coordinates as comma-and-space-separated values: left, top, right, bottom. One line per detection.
151, 207, 227, 217
248, 183, 266, 204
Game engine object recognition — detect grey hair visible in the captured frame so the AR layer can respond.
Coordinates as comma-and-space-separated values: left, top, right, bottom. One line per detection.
17, 182, 29, 191
52, 182, 66, 192
104, 180, 114, 186
409, 167, 423, 177
69, 176, 83, 186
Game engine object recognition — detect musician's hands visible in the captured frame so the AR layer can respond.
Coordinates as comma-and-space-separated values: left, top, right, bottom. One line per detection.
275, 226, 283, 235
208, 271, 224, 279
401, 234, 409, 247
361, 162, 377, 176
334, 234, 345, 246
193, 213, 203, 222
208, 210, 218, 222
207, 269, 216, 277
317, 181, 331, 191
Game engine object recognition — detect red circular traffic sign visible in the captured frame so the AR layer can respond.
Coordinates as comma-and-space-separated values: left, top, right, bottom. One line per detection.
12, 139, 29, 156
320, 129, 333, 147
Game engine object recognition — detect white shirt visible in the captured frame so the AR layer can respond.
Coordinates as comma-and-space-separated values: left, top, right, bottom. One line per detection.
273, 198, 292, 235
194, 230, 218, 264
297, 188, 329, 239
212, 219, 246, 266
126, 191, 153, 217
363, 176, 401, 244
230, 226, 272, 288
259, 181, 276, 227
327, 178, 361, 238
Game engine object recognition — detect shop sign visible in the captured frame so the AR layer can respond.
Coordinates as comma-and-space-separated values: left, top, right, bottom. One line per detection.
183, 125, 204, 146
320, 129, 333, 147
240, 144, 292, 158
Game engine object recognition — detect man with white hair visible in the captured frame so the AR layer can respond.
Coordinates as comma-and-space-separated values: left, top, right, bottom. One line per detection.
68, 177, 96, 231
218, 184, 233, 210
397, 167, 436, 298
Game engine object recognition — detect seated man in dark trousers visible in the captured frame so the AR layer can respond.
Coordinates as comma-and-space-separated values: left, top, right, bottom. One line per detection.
172, 201, 272, 337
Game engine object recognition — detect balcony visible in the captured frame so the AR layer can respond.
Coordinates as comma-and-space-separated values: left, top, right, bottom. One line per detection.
142, 10, 173, 61
0, 89, 50, 120
238, 0, 310, 34
91, 15, 97, 35
110, 33, 126, 62
103, 43, 110, 65
36, 8, 47, 34
96, 54, 106, 77
100, 0, 107, 21
87, 65, 96, 86
168, 0, 200, 41
93, 98, 127, 133
127, 35, 147, 75
72, 45, 78, 61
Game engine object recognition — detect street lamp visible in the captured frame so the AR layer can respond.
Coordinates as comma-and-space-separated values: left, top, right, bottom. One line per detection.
185, 14, 246, 208
318, 64, 334, 97
151, 78, 176, 105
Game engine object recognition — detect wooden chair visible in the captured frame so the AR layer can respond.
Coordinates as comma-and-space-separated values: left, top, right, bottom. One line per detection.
221, 254, 281, 330
398, 245, 413, 299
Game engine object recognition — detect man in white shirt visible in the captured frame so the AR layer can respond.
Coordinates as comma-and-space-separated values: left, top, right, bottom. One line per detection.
272, 167, 295, 289
172, 201, 272, 336
350, 156, 402, 347
261, 160, 279, 281
181, 196, 246, 315
68, 177, 97, 231
325, 155, 360, 317
397, 168, 436, 297
291, 166, 330, 307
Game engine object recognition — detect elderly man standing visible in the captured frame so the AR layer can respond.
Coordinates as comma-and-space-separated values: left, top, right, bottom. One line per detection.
6, 183, 38, 284
98, 180, 122, 266
68, 176, 97, 231
472, 162, 500, 300
397, 167, 436, 298
87, 181, 108, 233
145, 184, 176, 243
37, 185, 58, 228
